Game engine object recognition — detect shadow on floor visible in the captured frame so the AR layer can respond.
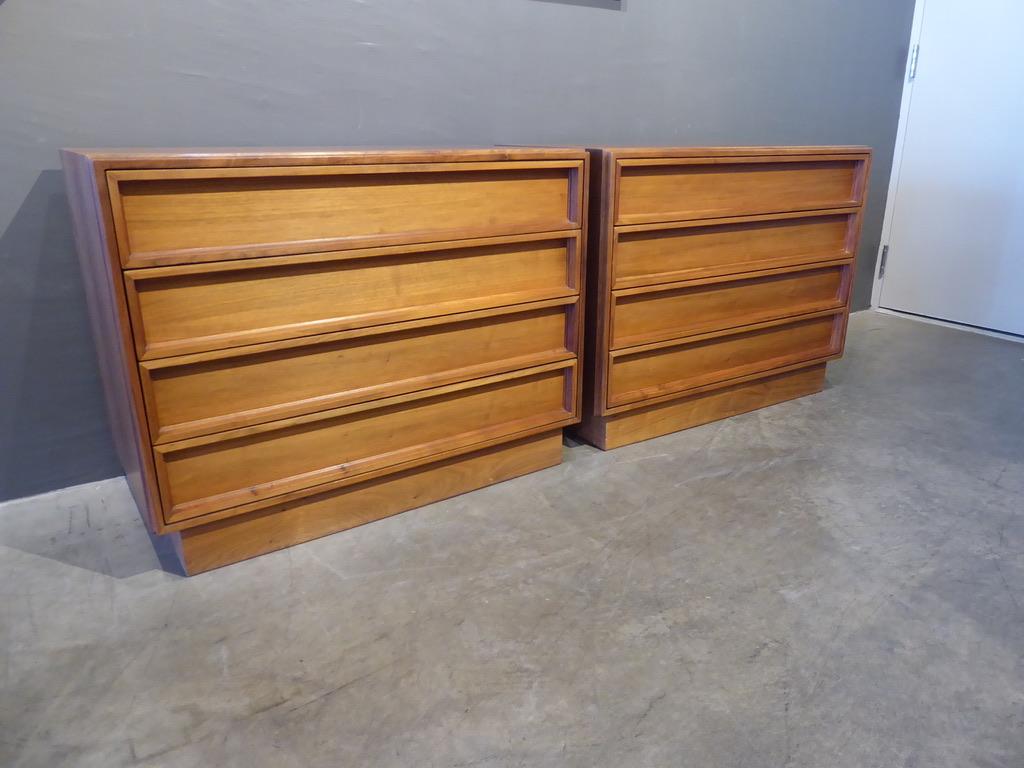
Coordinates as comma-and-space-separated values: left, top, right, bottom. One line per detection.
0, 478, 185, 579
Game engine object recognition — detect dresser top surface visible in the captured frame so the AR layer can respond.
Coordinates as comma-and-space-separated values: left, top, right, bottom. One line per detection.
588, 145, 872, 159
60, 146, 588, 169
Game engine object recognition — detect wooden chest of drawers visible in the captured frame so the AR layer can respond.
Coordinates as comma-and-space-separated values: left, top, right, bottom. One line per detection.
577, 146, 871, 450
62, 148, 588, 573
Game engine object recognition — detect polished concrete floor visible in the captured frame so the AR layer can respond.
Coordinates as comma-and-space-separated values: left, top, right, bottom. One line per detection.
2, 310, 1023, 768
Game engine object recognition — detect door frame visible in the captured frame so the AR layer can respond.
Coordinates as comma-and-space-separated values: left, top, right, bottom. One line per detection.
870, 0, 926, 308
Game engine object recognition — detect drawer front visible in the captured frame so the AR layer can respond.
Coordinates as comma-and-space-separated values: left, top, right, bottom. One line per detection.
126, 236, 577, 359
142, 303, 576, 443
607, 314, 840, 407
109, 162, 582, 266
611, 266, 848, 349
615, 158, 864, 225
613, 213, 854, 288
156, 365, 574, 523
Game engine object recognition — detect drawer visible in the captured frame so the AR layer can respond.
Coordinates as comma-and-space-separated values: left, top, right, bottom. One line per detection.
174, 432, 564, 570
155, 364, 575, 523
607, 314, 841, 407
141, 302, 577, 444
125, 234, 579, 359
108, 161, 584, 267
615, 157, 865, 225
613, 213, 854, 289
610, 265, 849, 349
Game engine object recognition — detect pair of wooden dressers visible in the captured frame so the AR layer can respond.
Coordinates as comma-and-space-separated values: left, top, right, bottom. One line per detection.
62, 145, 870, 573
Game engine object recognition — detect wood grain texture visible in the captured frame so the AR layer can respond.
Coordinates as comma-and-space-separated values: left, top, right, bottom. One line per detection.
616, 158, 862, 225
607, 313, 841, 407
580, 149, 616, 432
613, 211, 854, 289
610, 265, 848, 349
592, 146, 869, 159
173, 431, 564, 575
589, 364, 826, 450
69, 147, 588, 166
62, 147, 587, 569
124, 233, 579, 359
576, 146, 870, 450
60, 151, 165, 532
156, 364, 574, 523
108, 161, 584, 266
141, 302, 576, 444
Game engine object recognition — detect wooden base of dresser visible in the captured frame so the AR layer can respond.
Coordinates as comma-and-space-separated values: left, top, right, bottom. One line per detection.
170, 431, 564, 575
577, 364, 826, 450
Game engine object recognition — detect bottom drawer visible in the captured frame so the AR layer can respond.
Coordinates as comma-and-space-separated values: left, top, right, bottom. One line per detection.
174, 432, 564, 574
596, 365, 826, 450
607, 313, 841, 407
156, 364, 574, 524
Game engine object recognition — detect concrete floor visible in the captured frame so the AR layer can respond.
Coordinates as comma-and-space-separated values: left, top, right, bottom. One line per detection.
1, 310, 1022, 768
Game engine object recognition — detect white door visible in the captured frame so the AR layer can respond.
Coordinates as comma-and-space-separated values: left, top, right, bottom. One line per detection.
878, 0, 1024, 337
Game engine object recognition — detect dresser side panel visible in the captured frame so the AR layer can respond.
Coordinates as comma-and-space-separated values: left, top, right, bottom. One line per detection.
60, 151, 163, 532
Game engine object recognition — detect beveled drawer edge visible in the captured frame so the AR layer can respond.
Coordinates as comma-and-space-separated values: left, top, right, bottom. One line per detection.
616, 153, 870, 168
153, 358, 578, 454
610, 207, 859, 292
157, 417, 576, 533
141, 296, 579, 371
611, 253, 854, 292
593, 365, 829, 451
608, 261, 852, 351
155, 361, 579, 525
123, 230, 583, 361
129, 286, 581, 362
612, 206, 859, 236
123, 229, 582, 278
74, 147, 589, 167
162, 408, 573, 525
108, 159, 584, 181
604, 351, 842, 416
610, 300, 848, 353
607, 307, 846, 361
145, 349, 577, 446
611, 257, 853, 299
615, 203, 862, 229
118, 223, 585, 271
611, 154, 871, 227
603, 311, 845, 412
107, 160, 586, 268
594, 146, 870, 160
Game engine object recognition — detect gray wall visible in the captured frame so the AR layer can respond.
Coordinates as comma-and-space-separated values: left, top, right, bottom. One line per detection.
0, 0, 916, 501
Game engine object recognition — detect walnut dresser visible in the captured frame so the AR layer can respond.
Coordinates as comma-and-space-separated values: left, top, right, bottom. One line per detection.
61, 148, 588, 574
577, 146, 871, 450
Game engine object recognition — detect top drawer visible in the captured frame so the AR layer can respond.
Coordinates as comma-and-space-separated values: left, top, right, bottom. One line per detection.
107, 160, 585, 267
615, 155, 866, 225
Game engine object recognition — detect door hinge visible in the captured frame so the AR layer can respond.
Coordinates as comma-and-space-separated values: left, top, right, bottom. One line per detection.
879, 245, 890, 278
908, 44, 920, 82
